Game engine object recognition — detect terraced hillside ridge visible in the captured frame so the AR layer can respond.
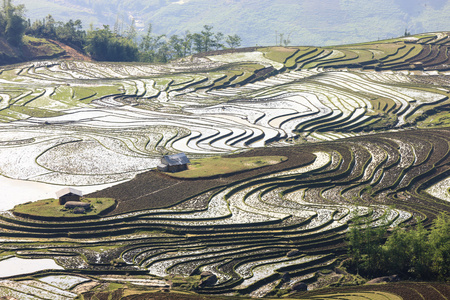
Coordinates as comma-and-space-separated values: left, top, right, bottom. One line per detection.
67, 282, 450, 300
0, 32, 449, 299
290, 282, 450, 300
0, 32, 449, 187
1, 128, 449, 297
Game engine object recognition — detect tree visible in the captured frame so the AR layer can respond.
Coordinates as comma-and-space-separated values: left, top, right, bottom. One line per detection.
382, 226, 414, 275
26, 16, 86, 50
347, 216, 364, 274
43, 14, 56, 38
85, 25, 138, 61
5, 13, 26, 45
180, 30, 192, 57
200, 25, 214, 52
348, 213, 449, 280
347, 212, 385, 276
226, 34, 241, 49
383, 222, 432, 278
169, 34, 184, 58
192, 32, 203, 53
55, 19, 85, 49
125, 18, 137, 41
139, 24, 166, 62
213, 32, 224, 50
3, 0, 26, 46
428, 213, 450, 280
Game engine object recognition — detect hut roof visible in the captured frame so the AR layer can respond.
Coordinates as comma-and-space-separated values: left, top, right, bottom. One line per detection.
162, 153, 190, 166
56, 187, 83, 198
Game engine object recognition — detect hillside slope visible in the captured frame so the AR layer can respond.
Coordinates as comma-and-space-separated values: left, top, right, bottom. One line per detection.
0, 31, 449, 298
0, 36, 64, 64
15, 0, 450, 47
0, 36, 91, 65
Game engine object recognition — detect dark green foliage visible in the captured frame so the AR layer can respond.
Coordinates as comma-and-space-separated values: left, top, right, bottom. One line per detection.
139, 24, 167, 62
5, 13, 26, 45
192, 25, 216, 53
428, 214, 450, 279
226, 34, 242, 49
383, 222, 432, 278
85, 25, 139, 62
0, 0, 27, 46
347, 212, 385, 276
139, 24, 235, 63
26, 16, 85, 50
347, 213, 450, 280
192, 25, 223, 53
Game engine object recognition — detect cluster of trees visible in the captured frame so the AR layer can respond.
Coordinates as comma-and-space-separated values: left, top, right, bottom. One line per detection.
24, 12, 242, 62
0, 0, 27, 46
26, 15, 86, 50
83, 23, 241, 62
0, 0, 242, 62
139, 24, 242, 63
347, 213, 449, 280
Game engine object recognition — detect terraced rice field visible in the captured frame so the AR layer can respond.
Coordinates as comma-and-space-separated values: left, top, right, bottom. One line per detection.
0, 32, 449, 299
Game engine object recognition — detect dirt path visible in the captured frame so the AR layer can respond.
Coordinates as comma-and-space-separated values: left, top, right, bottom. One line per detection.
50, 40, 92, 61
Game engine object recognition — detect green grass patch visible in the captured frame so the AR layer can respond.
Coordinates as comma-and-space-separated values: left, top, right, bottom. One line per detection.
260, 46, 299, 64
167, 155, 287, 178
154, 77, 174, 91
419, 110, 450, 128
296, 48, 325, 66
8, 105, 64, 118
50, 85, 102, 105
304, 291, 403, 299
12, 89, 45, 106
72, 86, 97, 101
107, 282, 125, 291
51, 85, 73, 101
23, 36, 65, 58
12, 198, 116, 219
89, 84, 124, 99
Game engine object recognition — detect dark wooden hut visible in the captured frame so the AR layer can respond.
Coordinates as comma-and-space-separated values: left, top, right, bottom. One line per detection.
157, 153, 190, 172
56, 187, 83, 205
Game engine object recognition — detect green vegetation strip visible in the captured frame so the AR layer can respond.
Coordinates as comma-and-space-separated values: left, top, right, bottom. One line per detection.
167, 156, 287, 178
302, 291, 402, 299
12, 198, 115, 219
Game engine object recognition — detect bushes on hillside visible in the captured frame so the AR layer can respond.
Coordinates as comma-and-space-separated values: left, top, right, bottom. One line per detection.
0, 0, 26, 46
27, 15, 85, 50
85, 25, 139, 62
346, 213, 449, 281
26, 10, 242, 63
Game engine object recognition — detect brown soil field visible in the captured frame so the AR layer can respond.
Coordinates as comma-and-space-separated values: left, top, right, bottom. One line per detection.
51, 40, 92, 61
82, 290, 244, 300
291, 281, 450, 300
87, 148, 316, 215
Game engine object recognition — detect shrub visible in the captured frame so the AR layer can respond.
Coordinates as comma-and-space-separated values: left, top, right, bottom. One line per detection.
347, 213, 450, 280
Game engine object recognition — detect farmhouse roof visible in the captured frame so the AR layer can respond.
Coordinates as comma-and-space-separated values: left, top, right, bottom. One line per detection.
55, 187, 83, 198
163, 153, 190, 166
